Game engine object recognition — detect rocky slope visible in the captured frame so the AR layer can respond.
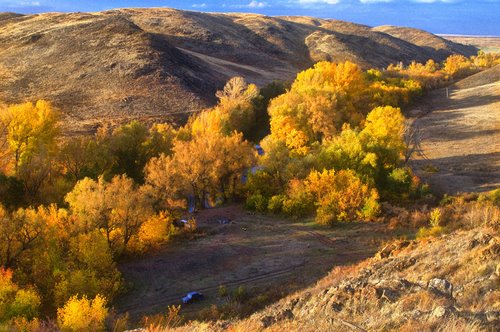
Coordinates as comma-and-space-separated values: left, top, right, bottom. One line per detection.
0, 8, 477, 134
173, 217, 499, 331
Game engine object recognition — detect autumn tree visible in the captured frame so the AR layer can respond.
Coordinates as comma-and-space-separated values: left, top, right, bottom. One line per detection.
472, 50, 500, 68
0, 100, 59, 174
0, 204, 122, 316
443, 54, 474, 79
57, 294, 108, 332
215, 76, 260, 136
54, 231, 122, 308
0, 100, 59, 202
144, 123, 176, 158
366, 69, 422, 108
361, 106, 405, 168
249, 81, 288, 142
59, 137, 95, 182
319, 125, 378, 184
65, 175, 153, 254
107, 121, 150, 183
268, 61, 368, 153
146, 130, 254, 209
0, 205, 43, 268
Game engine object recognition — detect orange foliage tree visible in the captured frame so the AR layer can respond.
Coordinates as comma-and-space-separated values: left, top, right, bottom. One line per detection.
268, 61, 369, 154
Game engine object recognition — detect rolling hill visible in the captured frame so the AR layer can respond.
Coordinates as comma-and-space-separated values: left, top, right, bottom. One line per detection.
0, 8, 477, 134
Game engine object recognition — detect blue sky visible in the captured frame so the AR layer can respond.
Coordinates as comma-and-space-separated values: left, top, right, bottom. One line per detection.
0, 1, 498, 35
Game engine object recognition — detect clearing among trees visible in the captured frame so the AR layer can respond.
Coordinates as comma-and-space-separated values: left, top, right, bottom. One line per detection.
115, 205, 402, 322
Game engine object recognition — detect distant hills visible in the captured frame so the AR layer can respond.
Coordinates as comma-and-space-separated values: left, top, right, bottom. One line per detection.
0, 8, 477, 134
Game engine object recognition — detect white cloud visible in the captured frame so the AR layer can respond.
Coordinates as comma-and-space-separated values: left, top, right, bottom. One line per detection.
409, 0, 460, 2
247, 1, 269, 8
192, 3, 207, 8
360, 0, 393, 3
232, 1, 269, 9
19, 1, 41, 6
298, 0, 341, 4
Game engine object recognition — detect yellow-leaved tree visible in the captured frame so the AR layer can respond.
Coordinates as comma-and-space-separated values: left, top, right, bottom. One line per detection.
215, 76, 259, 136
65, 175, 153, 254
268, 61, 368, 154
146, 130, 255, 209
57, 294, 108, 332
361, 106, 405, 170
0, 100, 59, 201
0, 100, 59, 173
443, 54, 474, 79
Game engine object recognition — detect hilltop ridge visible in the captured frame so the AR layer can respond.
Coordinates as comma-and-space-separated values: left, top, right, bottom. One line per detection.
0, 8, 477, 134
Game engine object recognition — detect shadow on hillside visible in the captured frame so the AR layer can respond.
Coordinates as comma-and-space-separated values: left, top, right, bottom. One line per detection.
412, 151, 500, 194
423, 128, 499, 143
439, 92, 500, 111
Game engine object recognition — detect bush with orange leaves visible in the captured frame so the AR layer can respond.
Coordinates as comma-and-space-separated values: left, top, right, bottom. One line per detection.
305, 169, 380, 224
0, 268, 41, 325
281, 169, 379, 224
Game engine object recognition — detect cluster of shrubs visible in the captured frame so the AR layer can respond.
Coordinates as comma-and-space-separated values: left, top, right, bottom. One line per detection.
244, 52, 499, 225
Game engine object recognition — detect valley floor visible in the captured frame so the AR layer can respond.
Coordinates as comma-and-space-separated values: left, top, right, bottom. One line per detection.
115, 205, 404, 324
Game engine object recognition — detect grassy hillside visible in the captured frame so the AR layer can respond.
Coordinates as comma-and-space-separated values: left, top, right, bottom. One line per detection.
440, 35, 500, 54
0, 8, 477, 134
411, 65, 500, 194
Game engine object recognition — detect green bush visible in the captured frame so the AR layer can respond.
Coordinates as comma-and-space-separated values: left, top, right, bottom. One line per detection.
0, 269, 41, 323
245, 170, 279, 199
7, 289, 41, 321
429, 208, 442, 228
361, 195, 381, 221
245, 194, 268, 212
416, 226, 446, 239
387, 167, 412, 196
267, 195, 286, 214
218, 285, 228, 298
479, 189, 500, 207
232, 286, 248, 303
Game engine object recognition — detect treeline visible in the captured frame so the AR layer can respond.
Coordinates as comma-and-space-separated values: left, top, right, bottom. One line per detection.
0, 78, 262, 331
0, 51, 498, 330
244, 52, 499, 223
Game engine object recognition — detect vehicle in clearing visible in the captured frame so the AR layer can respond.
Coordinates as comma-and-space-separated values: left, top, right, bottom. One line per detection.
182, 291, 204, 304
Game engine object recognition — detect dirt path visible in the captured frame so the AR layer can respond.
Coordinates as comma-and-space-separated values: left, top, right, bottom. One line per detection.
114, 205, 398, 323
410, 66, 500, 195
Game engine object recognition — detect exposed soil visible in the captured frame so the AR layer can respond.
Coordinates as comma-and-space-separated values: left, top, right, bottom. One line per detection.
115, 205, 403, 323
410, 66, 500, 195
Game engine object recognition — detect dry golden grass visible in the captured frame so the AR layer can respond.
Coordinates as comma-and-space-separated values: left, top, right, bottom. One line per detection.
167, 201, 499, 332
410, 66, 500, 195
0, 8, 478, 135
